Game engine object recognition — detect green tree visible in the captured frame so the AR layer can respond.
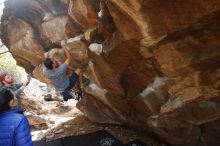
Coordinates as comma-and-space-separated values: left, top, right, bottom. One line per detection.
0, 51, 26, 83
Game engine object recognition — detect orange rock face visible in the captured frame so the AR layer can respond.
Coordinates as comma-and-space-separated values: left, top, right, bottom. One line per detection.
1, 0, 220, 145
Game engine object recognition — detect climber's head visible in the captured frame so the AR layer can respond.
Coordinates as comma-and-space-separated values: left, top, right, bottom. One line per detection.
0, 88, 16, 113
44, 58, 59, 70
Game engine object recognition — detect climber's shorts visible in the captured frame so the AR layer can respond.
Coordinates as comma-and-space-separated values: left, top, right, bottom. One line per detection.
60, 72, 78, 101
66, 72, 79, 91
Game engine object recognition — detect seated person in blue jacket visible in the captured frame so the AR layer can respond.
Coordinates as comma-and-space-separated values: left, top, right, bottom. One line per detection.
43, 40, 84, 101
0, 88, 33, 146
0, 73, 31, 108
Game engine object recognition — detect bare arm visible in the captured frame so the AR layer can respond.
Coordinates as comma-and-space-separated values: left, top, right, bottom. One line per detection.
14, 74, 31, 106
64, 48, 72, 66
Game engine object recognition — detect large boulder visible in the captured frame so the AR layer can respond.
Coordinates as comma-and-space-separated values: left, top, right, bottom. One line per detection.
1, 0, 220, 145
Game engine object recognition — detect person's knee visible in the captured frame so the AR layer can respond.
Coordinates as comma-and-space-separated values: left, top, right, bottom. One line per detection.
75, 68, 82, 75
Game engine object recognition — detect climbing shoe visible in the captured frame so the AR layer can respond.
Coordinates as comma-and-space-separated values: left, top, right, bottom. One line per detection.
75, 90, 84, 101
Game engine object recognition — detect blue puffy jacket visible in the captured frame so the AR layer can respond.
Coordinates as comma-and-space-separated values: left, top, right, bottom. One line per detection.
0, 109, 33, 146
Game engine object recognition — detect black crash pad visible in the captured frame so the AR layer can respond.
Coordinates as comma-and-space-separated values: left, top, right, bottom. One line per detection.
34, 130, 148, 146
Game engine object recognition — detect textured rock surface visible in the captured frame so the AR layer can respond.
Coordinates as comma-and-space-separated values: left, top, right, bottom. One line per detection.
1, 0, 220, 145
21, 79, 164, 146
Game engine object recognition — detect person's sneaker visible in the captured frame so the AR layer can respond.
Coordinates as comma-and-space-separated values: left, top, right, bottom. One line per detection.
70, 89, 78, 100
44, 94, 53, 101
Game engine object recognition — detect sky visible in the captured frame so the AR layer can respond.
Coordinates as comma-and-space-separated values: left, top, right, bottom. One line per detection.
0, 0, 5, 18
0, 0, 6, 51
